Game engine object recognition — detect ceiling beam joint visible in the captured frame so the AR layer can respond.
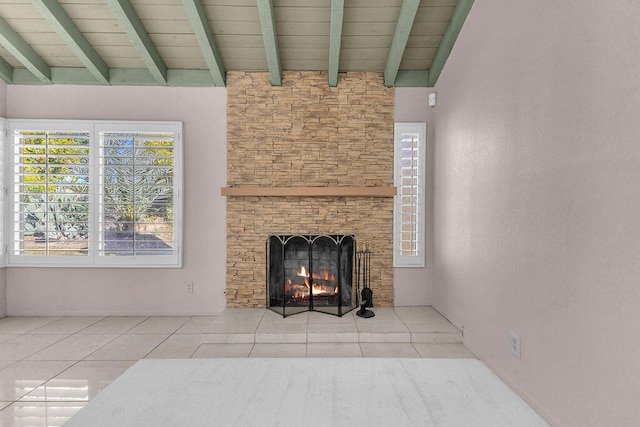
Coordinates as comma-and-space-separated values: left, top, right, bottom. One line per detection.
384, 0, 420, 87
181, 0, 225, 86
0, 56, 14, 84
0, 16, 50, 83
106, 0, 167, 85
427, 0, 474, 87
256, 0, 282, 86
31, 0, 110, 85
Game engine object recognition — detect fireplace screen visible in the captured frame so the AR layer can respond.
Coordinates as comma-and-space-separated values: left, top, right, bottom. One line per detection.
267, 235, 355, 317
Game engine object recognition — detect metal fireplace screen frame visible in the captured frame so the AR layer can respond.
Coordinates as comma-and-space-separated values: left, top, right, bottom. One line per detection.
266, 234, 356, 317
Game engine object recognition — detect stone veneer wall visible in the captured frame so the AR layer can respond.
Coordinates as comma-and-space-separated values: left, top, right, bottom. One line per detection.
225, 71, 394, 308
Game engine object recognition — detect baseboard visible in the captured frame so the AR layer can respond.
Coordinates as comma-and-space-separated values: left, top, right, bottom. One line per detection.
481, 358, 563, 427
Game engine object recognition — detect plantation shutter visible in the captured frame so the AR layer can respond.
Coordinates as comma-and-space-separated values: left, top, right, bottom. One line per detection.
8, 120, 182, 267
12, 129, 91, 256
98, 130, 176, 257
394, 123, 426, 267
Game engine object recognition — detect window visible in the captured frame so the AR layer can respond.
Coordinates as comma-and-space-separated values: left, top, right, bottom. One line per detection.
8, 120, 182, 267
394, 123, 426, 267
12, 126, 91, 258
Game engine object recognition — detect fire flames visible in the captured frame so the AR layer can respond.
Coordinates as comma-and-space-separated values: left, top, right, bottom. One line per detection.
284, 265, 338, 299
297, 265, 336, 282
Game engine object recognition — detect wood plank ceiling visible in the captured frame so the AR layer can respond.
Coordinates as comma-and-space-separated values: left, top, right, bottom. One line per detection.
0, 0, 473, 87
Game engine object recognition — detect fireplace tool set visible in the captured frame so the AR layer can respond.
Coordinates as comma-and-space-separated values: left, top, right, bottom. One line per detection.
356, 241, 375, 318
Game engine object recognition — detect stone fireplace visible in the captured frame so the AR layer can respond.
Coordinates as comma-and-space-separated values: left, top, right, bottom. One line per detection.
224, 71, 395, 308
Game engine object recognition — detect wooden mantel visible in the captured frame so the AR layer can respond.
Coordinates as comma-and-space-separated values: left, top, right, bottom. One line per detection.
220, 186, 397, 197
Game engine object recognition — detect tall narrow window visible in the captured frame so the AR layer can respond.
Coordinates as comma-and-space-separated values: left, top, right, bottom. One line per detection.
394, 123, 426, 267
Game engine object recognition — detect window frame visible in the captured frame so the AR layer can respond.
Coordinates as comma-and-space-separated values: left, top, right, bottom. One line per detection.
393, 122, 426, 268
6, 119, 183, 268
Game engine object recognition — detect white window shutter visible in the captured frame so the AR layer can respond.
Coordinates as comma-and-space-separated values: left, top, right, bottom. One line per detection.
7, 120, 183, 268
394, 123, 426, 267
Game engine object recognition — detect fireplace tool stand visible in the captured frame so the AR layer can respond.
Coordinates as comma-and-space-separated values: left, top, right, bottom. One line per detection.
356, 242, 374, 318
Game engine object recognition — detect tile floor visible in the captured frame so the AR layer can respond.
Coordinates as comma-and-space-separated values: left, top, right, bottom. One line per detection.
0, 306, 474, 426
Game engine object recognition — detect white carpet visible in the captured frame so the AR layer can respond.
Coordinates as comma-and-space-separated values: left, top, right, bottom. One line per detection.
65, 358, 548, 427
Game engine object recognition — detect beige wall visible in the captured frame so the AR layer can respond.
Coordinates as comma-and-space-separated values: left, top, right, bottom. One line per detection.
393, 88, 435, 306
0, 75, 431, 316
432, 1, 640, 425
225, 71, 395, 308
5, 85, 228, 315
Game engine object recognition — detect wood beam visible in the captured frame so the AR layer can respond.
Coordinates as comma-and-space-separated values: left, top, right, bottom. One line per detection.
394, 70, 429, 87
0, 16, 50, 83
0, 56, 14, 83
428, 0, 474, 87
383, 0, 420, 87
106, 0, 167, 85
12, 67, 218, 87
181, 0, 225, 87
256, 0, 281, 86
328, 0, 344, 87
31, 0, 110, 85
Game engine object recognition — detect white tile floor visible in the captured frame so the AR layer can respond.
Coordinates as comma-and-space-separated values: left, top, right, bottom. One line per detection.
0, 306, 474, 426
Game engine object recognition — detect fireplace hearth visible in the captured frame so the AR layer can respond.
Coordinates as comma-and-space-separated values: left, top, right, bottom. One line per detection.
267, 235, 355, 317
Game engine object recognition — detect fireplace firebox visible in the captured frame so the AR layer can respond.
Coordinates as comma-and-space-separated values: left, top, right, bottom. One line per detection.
266, 235, 355, 317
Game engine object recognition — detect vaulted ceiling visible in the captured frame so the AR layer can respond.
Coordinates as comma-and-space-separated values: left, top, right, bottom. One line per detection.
0, 0, 473, 87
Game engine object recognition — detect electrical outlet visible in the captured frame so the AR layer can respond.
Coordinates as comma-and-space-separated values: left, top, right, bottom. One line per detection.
186, 282, 193, 293
509, 332, 521, 358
